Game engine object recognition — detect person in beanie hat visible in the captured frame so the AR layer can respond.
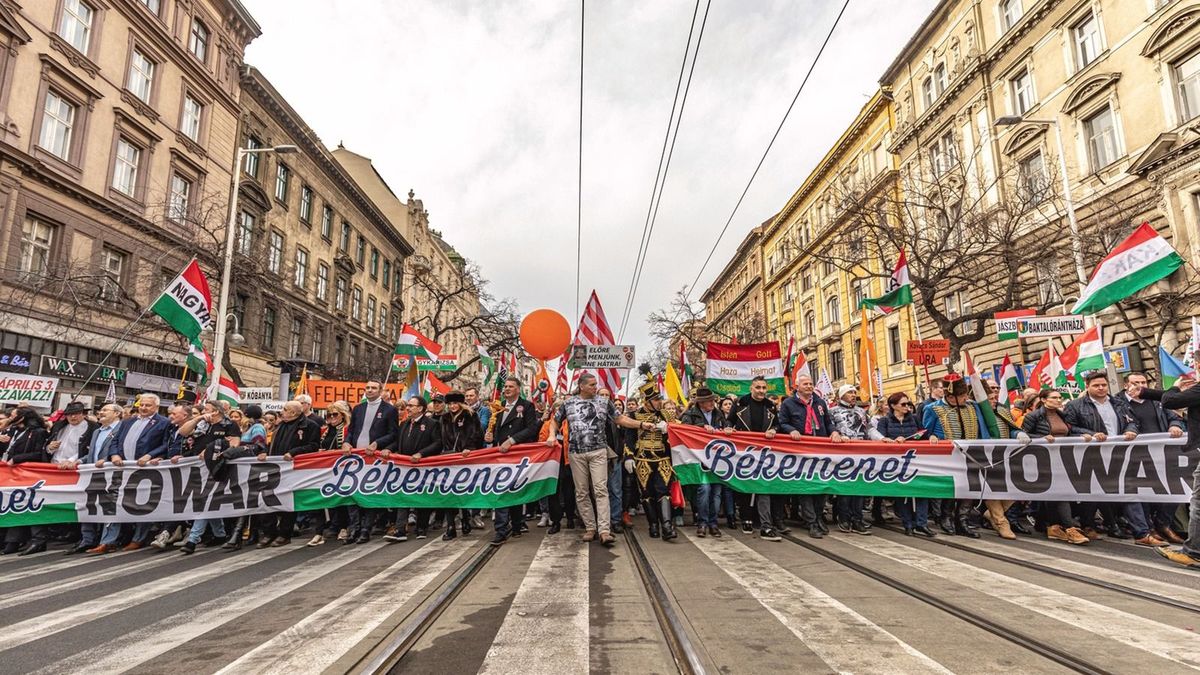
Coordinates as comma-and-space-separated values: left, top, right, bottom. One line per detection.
829, 384, 887, 535
679, 387, 727, 537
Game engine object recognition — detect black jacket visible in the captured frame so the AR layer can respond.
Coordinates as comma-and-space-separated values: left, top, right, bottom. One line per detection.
778, 393, 836, 437
1, 424, 50, 464
393, 414, 442, 456
441, 410, 484, 453
1062, 395, 1137, 436
47, 418, 100, 460
490, 397, 540, 446
318, 424, 346, 451
1020, 406, 1070, 436
346, 399, 398, 449
876, 413, 924, 440
679, 403, 727, 429
266, 416, 322, 457
1142, 386, 1200, 450
1116, 392, 1185, 434
729, 394, 779, 433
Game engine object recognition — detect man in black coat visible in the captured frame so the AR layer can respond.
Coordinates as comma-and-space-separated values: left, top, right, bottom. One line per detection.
254, 401, 321, 547
46, 400, 98, 465
486, 377, 541, 543
728, 376, 782, 541
1063, 370, 1138, 540
383, 396, 442, 542
343, 380, 398, 544
679, 387, 728, 538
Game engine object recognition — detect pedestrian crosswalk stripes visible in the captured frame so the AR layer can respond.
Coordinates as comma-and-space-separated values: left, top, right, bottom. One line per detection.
688, 533, 954, 674
1018, 534, 1194, 574
0, 527, 1197, 674
0, 549, 136, 585
480, 533, 591, 675
216, 538, 471, 673
833, 535, 1200, 667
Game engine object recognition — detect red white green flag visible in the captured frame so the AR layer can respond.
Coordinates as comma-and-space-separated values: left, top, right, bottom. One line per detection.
859, 249, 913, 315
999, 354, 1021, 406
1072, 223, 1182, 315
705, 341, 785, 396
210, 376, 239, 406
151, 259, 213, 342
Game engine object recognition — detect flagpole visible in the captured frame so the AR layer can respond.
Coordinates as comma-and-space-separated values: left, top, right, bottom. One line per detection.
177, 362, 190, 400
907, 302, 932, 394
70, 301, 160, 399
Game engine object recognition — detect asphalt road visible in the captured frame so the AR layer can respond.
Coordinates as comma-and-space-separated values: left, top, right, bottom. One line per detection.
0, 516, 1197, 674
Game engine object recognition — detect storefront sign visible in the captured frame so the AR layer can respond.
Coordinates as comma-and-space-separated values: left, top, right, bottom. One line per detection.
39, 356, 126, 384
0, 350, 32, 373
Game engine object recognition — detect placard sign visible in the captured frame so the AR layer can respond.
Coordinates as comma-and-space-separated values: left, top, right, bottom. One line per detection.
570, 345, 636, 369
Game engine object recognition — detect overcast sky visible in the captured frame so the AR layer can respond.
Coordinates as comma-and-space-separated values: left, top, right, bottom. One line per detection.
242, 0, 938, 361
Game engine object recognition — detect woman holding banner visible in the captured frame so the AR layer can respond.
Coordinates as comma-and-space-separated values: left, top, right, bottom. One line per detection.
1021, 390, 1090, 546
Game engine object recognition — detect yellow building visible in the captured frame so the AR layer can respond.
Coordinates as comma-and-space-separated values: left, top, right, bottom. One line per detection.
760, 89, 921, 398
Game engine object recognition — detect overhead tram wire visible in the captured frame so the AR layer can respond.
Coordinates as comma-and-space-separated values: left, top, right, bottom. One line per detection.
684, 0, 851, 304
576, 0, 585, 324
615, 0, 705, 341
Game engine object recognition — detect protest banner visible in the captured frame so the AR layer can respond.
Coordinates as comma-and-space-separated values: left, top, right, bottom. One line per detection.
0, 372, 59, 408
306, 380, 410, 408
669, 426, 1196, 503
0, 444, 560, 526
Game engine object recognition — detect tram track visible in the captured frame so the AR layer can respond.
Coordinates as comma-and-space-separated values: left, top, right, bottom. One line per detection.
624, 528, 708, 675
779, 532, 1114, 675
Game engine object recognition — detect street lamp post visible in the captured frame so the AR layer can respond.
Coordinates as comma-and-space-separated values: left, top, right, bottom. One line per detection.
211, 144, 298, 389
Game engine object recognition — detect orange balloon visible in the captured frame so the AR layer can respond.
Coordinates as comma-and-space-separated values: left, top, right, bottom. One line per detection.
520, 309, 572, 360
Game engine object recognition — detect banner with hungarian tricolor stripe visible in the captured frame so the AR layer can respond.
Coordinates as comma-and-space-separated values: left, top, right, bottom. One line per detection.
0, 444, 560, 526
668, 425, 1196, 502
705, 341, 785, 396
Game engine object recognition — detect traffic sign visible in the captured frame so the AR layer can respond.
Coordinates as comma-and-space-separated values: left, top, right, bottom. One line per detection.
569, 345, 636, 369
906, 339, 950, 366
1016, 315, 1086, 338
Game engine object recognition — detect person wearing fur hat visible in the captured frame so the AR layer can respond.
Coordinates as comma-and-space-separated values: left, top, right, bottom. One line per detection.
440, 390, 483, 541
679, 387, 727, 537
618, 379, 679, 542
922, 375, 990, 538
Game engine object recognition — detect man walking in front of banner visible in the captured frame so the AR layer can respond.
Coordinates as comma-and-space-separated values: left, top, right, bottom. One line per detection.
728, 376, 783, 541
343, 380, 398, 544
486, 377, 540, 543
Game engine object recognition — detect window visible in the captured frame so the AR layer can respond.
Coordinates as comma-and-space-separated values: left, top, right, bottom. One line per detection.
852, 279, 867, 308
1176, 51, 1200, 121
929, 129, 957, 176
128, 50, 155, 103
189, 18, 209, 63
39, 92, 76, 161
872, 143, 887, 176
168, 173, 191, 223
232, 293, 248, 333
1084, 105, 1119, 170
316, 263, 329, 301
379, 305, 388, 334
140, 0, 160, 14
1010, 68, 1035, 115
311, 325, 324, 362
922, 77, 935, 108
274, 164, 290, 202
351, 287, 362, 320
382, 260, 391, 288
933, 63, 947, 95
267, 231, 283, 274
294, 247, 308, 288
59, 0, 93, 54
367, 296, 376, 329
356, 236, 366, 266
333, 336, 344, 366
1000, 0, 1022, 31
340, 222, 351, 251
1036, 255, 1063, 305
289, 318, 303, 358
804, 311, 816, 336
888, 325, 902, 363
801, 272, 812, 292
181, 95, 203, 141
19, 217, 54, 276
825, 296, 841, 325
822, 260, 835, 276
237, 212, 255, 256
831, 350, 845, 380
394, 260, 403, 293
349, 341, 358, 368
370, 248, 379, 278
944, 291, 975, 336
1072, 12, 1101, 70
335, 277, 347, 311
262, 307, 276, 350
244, 136, 261, 178
321, 206, 333, 240
100, 247, 125, 300
299, 186, 314, 224
112, 138, 141, 197
1017, 151, 1048, 204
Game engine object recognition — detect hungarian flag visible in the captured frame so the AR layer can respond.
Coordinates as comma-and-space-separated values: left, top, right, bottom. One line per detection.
422, 373, 450, 402
492, 352, 510, 402
186, 339, 213, 384
475, 340, 496, 391
1029, 342, 1066, 392
705, 341, 785, 396
790, 351, 811, 390
999, 354, 1021, 406
1072, 223, 1183, 315
211, 376, 239, 406
1058, 326, 1105, 386
679, 342, 693, 398
859, 249, 913, 315
963, 350, 1000, 438
1159, 346, 1196, 389
151, 259, 213, 342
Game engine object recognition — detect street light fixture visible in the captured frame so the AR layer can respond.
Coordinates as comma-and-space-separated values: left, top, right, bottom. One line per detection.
211, 144, 298, 385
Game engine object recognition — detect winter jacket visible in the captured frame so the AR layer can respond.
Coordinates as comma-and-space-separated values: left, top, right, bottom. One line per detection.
1, 424, 49, 464
729, 394, 779, 433
1020, 406, 1071, 437
393, 414, 442, 456
265, 416, 322, 457
830, 403, 884, 441
678, 403, 727, 429
441, 410, 484, 453
876, 412, 924, 440
778, 393, 836, 437
1062, 395, 1137, 436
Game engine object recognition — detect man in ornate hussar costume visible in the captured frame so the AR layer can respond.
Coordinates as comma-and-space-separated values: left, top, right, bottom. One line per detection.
623, 380, 677, 541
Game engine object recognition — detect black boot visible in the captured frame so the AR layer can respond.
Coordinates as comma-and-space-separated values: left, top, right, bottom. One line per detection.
660, 497, 677, 541
645, 500, 660, 538
956, 517, 980, 539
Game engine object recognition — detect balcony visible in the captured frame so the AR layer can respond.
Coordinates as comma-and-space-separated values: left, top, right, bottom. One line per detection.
798, 334, 818, 352
819, 322, 843, 344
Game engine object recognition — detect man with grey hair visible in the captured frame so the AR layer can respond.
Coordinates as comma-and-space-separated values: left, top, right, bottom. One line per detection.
69, 403, 123, 554
92, 395, 172, 552
294, 392, 323, 426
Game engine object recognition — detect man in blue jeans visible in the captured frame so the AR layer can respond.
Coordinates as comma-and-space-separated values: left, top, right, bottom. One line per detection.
678, 388, 726, 537
599, 388, 625, 533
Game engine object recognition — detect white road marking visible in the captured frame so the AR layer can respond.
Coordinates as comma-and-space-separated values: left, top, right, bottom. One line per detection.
836, 535, 1200, 668
0, 544, 299, 650
1018, 536, 1194, 575
691, 535, 953, 674
0, 550, 137, 584
215, 538, 469, 674
30, 542, 394, 675
479, 535, 590, 675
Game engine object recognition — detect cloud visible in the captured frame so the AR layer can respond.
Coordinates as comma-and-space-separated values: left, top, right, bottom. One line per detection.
242, 0, 937, 378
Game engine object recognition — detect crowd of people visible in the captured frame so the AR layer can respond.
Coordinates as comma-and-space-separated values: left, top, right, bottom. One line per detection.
0, 368, 1197, 570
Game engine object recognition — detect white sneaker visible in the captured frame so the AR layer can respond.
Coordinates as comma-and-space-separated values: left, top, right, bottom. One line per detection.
408, 513, 418, 525
537, 514, 551, 527
306, 535, 325, 547
337, 528, 349, 541
151, 530, 172, 550
472, 516, 485, 529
